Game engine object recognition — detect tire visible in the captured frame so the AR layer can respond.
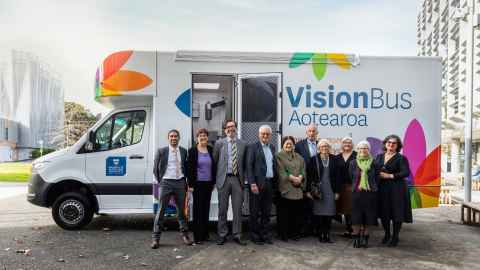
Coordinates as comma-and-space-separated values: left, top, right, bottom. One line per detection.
52, 192, 94, 230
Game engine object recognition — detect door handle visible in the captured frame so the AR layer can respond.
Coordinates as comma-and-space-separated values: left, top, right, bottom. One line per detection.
129, 155, 144, 159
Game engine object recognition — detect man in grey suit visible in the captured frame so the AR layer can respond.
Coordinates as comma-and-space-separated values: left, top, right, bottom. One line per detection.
151, 129, 193, 249
213, 119, 247, 245
246, 125, 276, 245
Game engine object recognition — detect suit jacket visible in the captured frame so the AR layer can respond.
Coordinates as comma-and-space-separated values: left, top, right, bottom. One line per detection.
306, 154, 341, 193
213, 137, 247, 189
187, 145, 216, 188
153, 146, 188, 183
295, 139, 317, 164
246, 141, 277, 189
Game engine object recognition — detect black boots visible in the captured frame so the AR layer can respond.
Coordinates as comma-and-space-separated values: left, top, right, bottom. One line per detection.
382, 220, 401, 247
360, 234, 369, 248
388, 222, 401, 247
353, 233, 369, 248
352, 234, 360, 248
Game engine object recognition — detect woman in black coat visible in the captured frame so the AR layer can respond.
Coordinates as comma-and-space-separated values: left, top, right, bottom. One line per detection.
374, 134, 412, 247
336, 137, 357, 238
187, 128, 216, 244
306, 139, 341, 243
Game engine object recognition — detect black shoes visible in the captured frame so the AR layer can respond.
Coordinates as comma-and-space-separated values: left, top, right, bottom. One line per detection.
216, 237, 226, 245
388, 236, 399, 247
233, 237, 247, 246
318, 233, 334, 243
381, 233, 391, 245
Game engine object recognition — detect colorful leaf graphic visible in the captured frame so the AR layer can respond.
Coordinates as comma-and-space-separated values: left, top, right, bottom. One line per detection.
327, 53, 352, 70
289, 52, 314, 68
413, 146, 441, 186
101, 70, 153, 92
103, 50, 133, 80
312, 53, 327, 80
175, 89, 191, 117
403, 119, 426, 183
366, 137, 383, 157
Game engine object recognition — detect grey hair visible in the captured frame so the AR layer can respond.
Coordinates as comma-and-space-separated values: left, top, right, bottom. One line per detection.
258, 124, 272, 133
341, 136, 353, 143
317, 139, 331, 147
356, 140, 371, 150
306, 123, 318, 131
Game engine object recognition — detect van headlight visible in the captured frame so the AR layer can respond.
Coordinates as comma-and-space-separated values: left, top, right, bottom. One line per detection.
32, 161, 50, 173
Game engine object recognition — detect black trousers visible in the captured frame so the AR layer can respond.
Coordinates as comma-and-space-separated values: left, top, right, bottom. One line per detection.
277, 197, 303, 239
302, 197, 314, 235
314, 215, 332, 234
249, 180, 273, 241
192, 182, 213, 242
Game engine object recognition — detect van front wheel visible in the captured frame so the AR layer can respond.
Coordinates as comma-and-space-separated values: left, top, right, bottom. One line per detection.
52, 192, 93, 230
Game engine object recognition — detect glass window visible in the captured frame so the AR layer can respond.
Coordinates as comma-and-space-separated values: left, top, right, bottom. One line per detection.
93, 111, 146, 152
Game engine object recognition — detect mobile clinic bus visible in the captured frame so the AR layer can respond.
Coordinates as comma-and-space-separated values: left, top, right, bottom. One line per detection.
27, 50, 442, 229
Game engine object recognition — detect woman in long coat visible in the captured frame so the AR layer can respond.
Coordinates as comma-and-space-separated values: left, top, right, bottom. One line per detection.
336, 137, 357, 238
306, 139, 341, 243
374, 134, 413, 247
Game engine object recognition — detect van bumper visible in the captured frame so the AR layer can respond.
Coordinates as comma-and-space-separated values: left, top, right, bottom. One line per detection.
27, 174, 51, 207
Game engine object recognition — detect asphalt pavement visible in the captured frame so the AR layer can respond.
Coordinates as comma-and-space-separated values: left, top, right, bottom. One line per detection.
1, 187, 480, 270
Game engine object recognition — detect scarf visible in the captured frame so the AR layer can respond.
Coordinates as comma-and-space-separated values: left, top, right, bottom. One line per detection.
356, 155, 373, 191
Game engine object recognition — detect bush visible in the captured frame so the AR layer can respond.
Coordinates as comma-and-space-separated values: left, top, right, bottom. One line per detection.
31, 148, 56, 159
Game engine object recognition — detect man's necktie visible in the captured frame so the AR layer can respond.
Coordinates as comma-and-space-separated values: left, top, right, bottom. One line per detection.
173, 148, 180, 179
232, 142, 238, 175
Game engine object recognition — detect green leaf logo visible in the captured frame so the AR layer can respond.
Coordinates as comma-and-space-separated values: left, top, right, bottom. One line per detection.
289, 52, 352, 80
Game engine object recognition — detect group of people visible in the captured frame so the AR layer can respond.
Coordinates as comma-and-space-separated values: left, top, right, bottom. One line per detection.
150, 120, 413, 250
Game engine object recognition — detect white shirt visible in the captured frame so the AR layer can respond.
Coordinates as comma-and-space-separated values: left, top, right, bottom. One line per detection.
163, 145, 184, 180
308, 139, 317, 157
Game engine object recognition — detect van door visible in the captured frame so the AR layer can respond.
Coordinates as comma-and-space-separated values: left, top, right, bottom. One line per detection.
236, 73, 282, 215
236, 73, 282, 147
85, 108, 150, 209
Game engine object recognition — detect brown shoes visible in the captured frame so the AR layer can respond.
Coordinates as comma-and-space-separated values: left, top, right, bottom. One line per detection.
151, 239, 160, 249
151, 234, 193, 248
182, 234, 193, 246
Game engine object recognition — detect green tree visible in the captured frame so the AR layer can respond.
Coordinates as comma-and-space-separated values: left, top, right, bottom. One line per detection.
64, 102, 97, 146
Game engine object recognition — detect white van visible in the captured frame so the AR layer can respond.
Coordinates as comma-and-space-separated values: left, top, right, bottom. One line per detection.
27, 50, 442, 229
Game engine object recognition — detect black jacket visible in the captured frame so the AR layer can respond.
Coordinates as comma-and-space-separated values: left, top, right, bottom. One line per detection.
374, 153, 411, 182
336, 151, 357, 185
246, 141, 277, 189
306, 154, 341, 193
187, 145, 216, 188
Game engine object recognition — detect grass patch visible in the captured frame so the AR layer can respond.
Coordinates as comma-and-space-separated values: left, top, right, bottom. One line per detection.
0, 163, 32, 182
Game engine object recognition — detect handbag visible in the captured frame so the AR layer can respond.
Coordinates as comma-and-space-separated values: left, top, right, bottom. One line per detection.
310, 156, 323, 200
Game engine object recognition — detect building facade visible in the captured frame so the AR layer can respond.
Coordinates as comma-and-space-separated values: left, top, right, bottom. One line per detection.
417, 0, 480, 176
0, 50, 64, 161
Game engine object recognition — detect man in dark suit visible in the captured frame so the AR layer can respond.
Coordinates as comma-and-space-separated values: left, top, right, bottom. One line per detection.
295, 123, 318, 237
247, 125, 277, 245
151, 129, 192, 249
213, 120, 248, 245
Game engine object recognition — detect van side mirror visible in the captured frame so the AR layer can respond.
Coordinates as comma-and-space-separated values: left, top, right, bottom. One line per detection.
85, 131, 95, 152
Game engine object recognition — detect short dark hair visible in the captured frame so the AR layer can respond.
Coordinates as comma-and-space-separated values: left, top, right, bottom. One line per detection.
382, 134, 403, 152
223, 119, 237, 129
281, 136, 296, 148
167, 129, 180, 137
196, 128, 209, 137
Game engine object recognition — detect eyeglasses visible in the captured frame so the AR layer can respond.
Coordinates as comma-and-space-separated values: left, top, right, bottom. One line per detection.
225, 125, 236, 129
386, 141, 397, 145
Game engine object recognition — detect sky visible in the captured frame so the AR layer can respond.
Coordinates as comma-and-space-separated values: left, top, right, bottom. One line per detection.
0, 0, 420, 115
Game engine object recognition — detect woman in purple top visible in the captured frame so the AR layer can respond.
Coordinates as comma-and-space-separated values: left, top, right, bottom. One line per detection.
187, 128, 216, 244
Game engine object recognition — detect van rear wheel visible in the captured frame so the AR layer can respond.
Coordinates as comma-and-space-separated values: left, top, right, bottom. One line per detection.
52, 192, 93, 230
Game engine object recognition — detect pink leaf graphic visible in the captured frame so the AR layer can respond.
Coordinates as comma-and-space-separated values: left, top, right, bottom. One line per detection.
402, 119, 426, 181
